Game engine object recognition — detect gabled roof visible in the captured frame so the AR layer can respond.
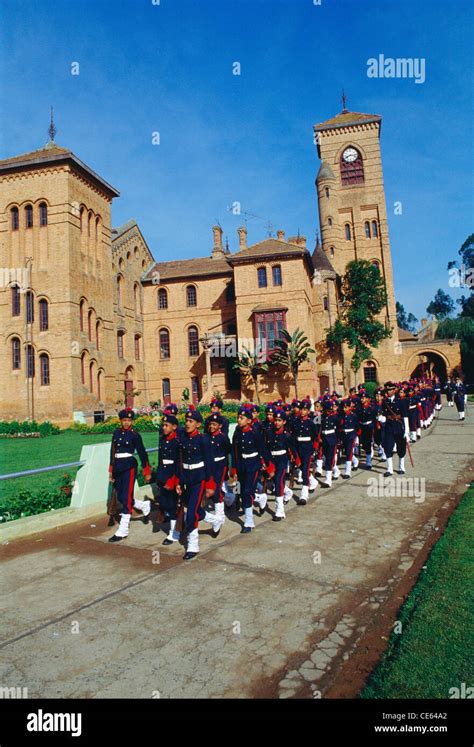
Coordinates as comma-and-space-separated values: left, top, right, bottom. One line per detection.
142, 256, 232, 282
314, 110, 381, 132
311, 243, 336, 276
397, 326, 418, 341
112, 219, 154, 262
228, 238, 308, 264
0, 140, 120, 197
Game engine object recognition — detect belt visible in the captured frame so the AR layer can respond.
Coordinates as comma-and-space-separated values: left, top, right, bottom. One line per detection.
361, 420, 373, 425
343, 428, 355, 433
323, 429, 335, 435
409, 405, 416, 410
271, 449, 287, 456
214, 456, 226, 462
115, 453, 133, 458
162, 459, 175, 465
242, 452, 258, 459
297, 436, 311, 441
183, 461, 204, 470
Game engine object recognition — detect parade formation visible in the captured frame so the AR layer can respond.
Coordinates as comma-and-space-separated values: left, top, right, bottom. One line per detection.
107, 377, 467, 560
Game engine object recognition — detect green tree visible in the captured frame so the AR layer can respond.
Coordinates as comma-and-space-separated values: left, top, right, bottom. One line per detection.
396, 301, 418, 333
426, 288, 455, 320
233, 345, 269, 404
436, 317, 474, 382
448, 233, 474, 318
326, 260, 392, 380
270, 328, 315, 399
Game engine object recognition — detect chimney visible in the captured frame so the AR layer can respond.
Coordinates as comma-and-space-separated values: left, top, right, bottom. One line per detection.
277, 230, 285, 241
212, 225, 224, 258
237, 225, 247, 251
288, 235, 306, 249
421, 318, 427, 327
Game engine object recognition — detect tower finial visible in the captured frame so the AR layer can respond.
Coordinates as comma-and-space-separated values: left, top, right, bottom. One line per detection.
341, 89, 348, 112
48, 106, 57, 142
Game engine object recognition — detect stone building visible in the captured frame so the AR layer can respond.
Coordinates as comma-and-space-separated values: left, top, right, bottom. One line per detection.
0, 107, 461, 424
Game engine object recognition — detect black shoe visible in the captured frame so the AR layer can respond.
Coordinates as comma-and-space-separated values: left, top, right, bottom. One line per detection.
297, 498, 307, 505
183, 551, 198, 561
397, 469, 405, 475
162, 538, 174, 546
333, 477, 339, 481
384, 471, 393, 478
353, 465, 359, 471
259, 506, 266, 516
365, 465, 372, 471
108, 535, 124, 543
240, 526, 252, 534
142, 515, 150, 525
272, 515, 283, 522
211, 528, 221, 538
315, 471, 323, 477
321, 483, 331, 488
342, 474, 350, 480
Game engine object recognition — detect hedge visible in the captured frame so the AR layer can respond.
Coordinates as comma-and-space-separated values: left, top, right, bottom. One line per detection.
0, 473, 73, 523
0, 420, 60, 437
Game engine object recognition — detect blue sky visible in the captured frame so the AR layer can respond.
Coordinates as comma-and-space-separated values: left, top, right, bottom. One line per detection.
1, 0, 472, 321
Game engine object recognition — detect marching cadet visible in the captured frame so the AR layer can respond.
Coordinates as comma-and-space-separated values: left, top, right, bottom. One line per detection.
356, 392, 376, 470
250, 403, 263, 435
312, 399, 324, 476
156, 414, 181, 546
378, 382, 409, 476
108, 408, 152, 543
338, 399, 360, 479
454, 377, 467, 420
374, 388, 386, 459
433, 377, 443, 411
294, 398, 319, 503
406, 385, 419, 443
265, 408, 298, 520
231, 405, 274, 532
445, 378, 455, 407
320, 399, 340, 487
204, 413, 231, 535
204, 397, 230, 437
176, 408, 217, 560
162, 403, 185, 443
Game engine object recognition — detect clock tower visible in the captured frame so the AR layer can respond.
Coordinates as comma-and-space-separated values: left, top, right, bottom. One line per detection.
313, 106, 401, 385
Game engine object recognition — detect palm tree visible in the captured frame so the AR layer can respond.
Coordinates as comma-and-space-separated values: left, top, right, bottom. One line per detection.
270, 328, 315, 399
233, 345, 270, 404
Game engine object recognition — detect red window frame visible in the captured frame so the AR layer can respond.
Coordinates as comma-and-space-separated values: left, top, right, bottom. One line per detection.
253, 311, 286, 356
159, 329, 170, 359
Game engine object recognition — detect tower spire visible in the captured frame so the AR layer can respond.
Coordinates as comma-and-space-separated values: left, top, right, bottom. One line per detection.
341, 89, 348, 113
48, 106, 57, 143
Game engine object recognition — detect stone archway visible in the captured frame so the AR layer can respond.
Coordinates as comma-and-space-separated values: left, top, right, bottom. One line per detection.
408, 351, 448, 381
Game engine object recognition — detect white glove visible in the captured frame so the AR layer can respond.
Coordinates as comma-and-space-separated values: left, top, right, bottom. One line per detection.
377, 414, 386, 423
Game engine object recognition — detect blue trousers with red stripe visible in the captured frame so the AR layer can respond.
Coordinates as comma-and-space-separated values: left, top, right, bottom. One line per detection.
297, 446, 313, 487
342, 433, 357, 461
273, 456, 288, 496
239, 468, 259, 510
183, 480, 206, 532
211, 462, 227, 505
113, 466, 136, 515
322, 435, 338, 469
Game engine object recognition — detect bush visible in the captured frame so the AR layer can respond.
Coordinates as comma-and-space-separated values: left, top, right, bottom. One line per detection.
0, 420, 60, 436
0, 473, 73, 523
362, 381, 379, 398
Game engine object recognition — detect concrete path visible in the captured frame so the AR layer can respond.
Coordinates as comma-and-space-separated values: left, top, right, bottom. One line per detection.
1, 404, 473, 699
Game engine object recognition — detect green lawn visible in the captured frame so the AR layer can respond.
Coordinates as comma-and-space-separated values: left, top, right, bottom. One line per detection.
361, 484, 474, 699
0, 430, 159, 504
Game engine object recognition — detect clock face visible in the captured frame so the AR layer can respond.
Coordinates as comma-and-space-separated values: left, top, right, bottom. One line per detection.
343, 147, 358, 163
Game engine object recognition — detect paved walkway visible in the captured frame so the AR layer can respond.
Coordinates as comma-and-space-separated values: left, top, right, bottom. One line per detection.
1, 404, 473, 698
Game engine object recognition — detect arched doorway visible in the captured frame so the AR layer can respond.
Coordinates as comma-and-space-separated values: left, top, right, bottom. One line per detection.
409, 352, 448, 381
124, 366, 134, 408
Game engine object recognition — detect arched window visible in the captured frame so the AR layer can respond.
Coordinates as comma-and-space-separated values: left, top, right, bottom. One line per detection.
119, 258, 124, 270
95, 216, 100, 240
88, 309, 93, 340
126, 251, 131, 261
11, 207, 19, 230
345, 224, 351, 241
159, 328, 170, 359
365, 221, 371, 238
80, 299, 85, 332
12, 338, 21, 370
329, 246, 335, 257
158, 288, 168, 309
162, 378, 171, 405
340, 147, 364, 186
325, 187, 330, 198
39, 299, 49, 331
371, 260, 380, 272
96, 320, 100, 350
188, 326, 199, 356
142, 259, 147, 270
134, 283, 141, 314
272, 265, 282, 286
81, 352, 86, 384
323, 296, 328, 311
117, 331, 125, 359
80, 206, 85, 232
26, 291, 34, 323
363, 361, 377, 383
87, 212, 92, 237
39, 202, 48, 227
97, 370, 103, 400
117, 275, 123, 306
134, 334, 141, 361
328, 217, 333, 226
371, 220, 378, 238
27, 344, 35, 378
11, 285, 20, 316
186, 285, 197, 307
25, 204, 33, 228
134, 246, 139, 258
89, 361, 95, 393
257, 267, 267, 288
40, 354, 50, 385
